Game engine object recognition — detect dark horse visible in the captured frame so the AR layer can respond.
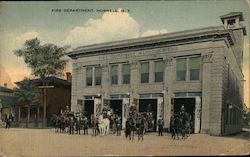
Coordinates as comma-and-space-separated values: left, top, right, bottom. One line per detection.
137, 117, 145, 141
50, 114, 61, 133
125, 117, 137, 140
91, 114, 99, 136
170, 112, 190, 140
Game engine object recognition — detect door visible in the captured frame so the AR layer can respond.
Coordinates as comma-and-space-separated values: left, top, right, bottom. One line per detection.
173, 98, 195, 133
139, 99, 157, 131
84, 100, 94, 121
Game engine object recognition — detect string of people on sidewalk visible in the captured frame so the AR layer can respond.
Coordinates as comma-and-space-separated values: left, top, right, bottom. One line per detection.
50, 104, 193, 141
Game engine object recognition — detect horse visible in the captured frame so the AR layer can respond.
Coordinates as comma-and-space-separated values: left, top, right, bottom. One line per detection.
50, 114, 61, 133
98, 114, 110, 136
91, 114, 99, 136
137, 117, 145, 141
127, 117, 137, 140
125, 118, 134, 140
60, 114, 72, 133
59, 115, 66, 133
171, 115, 181, 140
115, 116, 122, 136
179, 112, 191, 140
82, 117, 89, 135
170, 112, 190, 140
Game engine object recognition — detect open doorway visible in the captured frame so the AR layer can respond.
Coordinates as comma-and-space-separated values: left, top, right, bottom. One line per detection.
110, 100, 122, 120
173, 98, 195, 133
139, 99, 157, 131
84, 100, 94, 122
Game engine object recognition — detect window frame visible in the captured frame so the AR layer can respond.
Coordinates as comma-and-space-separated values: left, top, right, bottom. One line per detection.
189, 57, 201, 81
95, 66, 102, 86
122, 64, 130, 84
176, 58, 187, 81
110, 64, 118, 85
154, 60, 164, 83
140, 61, 150, 84
86, 67, 93, 86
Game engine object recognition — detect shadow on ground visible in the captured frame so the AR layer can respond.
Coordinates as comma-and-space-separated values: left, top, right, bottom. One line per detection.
223, 129, 250, 141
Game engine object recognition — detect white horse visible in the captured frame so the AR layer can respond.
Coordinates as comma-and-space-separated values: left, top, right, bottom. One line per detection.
98, 114, 110, 136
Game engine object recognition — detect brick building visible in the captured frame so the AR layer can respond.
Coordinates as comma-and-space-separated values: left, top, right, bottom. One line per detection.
0, 85, 17, 122
68, 12, 246, 135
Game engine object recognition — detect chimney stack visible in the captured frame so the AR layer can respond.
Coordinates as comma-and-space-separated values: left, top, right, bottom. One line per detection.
4, 83, 7, 88
66, 72, 72, 82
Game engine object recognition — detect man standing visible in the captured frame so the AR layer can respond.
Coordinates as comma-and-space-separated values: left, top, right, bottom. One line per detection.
69, 117, 74, 135
83, 116, 88, 135
5, 114, 10, 129
158, 116, 164, 136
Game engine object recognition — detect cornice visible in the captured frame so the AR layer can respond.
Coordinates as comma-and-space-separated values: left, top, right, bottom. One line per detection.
68, 28, 236, 59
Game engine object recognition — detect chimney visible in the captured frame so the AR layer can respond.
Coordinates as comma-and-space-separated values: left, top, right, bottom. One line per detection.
4, 83, 7, 88
66, 72, 72, 82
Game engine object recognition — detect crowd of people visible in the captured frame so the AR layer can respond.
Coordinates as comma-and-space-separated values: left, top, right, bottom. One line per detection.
50, 105, 193, 141
2, 105, 193, 141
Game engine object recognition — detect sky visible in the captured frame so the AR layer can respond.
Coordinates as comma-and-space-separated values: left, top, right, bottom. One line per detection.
0, 0, 249, 107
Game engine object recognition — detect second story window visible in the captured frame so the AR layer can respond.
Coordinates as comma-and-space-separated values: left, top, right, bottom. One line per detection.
122, 64, 130, 84
176, 58, 186, 81
189, 57, 200, 80
95, 66, 102, 85
155, 61, 164, 82
111, 64, 118, 85
141, 62, 149, 83
86, 67, 93, 86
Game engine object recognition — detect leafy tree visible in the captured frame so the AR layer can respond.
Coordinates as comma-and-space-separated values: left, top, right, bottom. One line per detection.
14, 38, 69, 127
14, 78, 39, 127
14, 38, 69, 78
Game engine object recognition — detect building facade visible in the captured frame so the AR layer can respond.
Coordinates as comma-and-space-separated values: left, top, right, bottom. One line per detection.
68, 12, 246, 135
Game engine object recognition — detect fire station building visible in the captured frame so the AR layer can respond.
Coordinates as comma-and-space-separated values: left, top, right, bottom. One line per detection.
68, 12, 246, 136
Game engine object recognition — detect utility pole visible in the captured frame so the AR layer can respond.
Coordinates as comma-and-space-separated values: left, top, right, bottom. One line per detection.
38, 85, 54, 128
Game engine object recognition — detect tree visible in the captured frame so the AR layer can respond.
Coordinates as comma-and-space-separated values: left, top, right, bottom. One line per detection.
14, 78, 39, 127
14, 38, 69, 78
14, 38, 69, 127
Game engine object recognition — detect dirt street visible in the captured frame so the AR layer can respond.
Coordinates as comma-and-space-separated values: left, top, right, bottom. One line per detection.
0, 128, 249, 157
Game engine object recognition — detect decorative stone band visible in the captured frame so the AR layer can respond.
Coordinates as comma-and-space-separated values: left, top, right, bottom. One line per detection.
165, 57, 173, 66
202, 52, 213, 63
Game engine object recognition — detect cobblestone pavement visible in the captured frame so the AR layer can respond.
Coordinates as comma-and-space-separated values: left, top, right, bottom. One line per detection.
0, 128, 249, 157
